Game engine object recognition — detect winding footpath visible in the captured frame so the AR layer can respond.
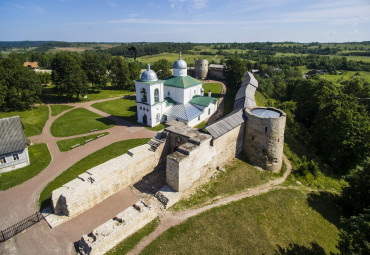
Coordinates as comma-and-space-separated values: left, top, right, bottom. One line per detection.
0, 96, 156, 254
128, 155, 292, 255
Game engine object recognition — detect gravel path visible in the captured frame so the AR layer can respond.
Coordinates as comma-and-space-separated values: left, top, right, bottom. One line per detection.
128, 155, 292, 255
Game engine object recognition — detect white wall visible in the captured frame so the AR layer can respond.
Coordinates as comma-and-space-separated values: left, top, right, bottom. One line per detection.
0, 148, 30, 173
164, 84, 202, 104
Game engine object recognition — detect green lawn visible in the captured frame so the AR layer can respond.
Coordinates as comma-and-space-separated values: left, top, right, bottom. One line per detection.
50, 108, 115, 137
195, 121, 207, 129
39, 138, 150, 209
92, 96, 137, 123
0, 144, 51, 190
202, 83, 223, 99
142, 189, 342, 255
50, 105, 74, 116
171, 156, 280, 211
0, 106, 49, 137
56, 132, 109, 152
91, 96, 164, 131
42, 84, 133, 104
106, 218, 160, 255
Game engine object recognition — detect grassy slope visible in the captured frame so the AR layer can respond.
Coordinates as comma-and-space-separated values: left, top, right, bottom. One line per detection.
0, 144, 51, 190
39, 138, 150, 209
50, 105, 74, 116
56, 132, 109, 152
142, 189, 341, 255
106, 218, 160, 255
50, 108, 114, 137
172, 156, 279, 211
0, 106, 49, 137
91, 96, 164, 131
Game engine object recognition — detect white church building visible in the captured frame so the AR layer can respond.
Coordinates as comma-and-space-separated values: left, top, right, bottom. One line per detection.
135, 53, 218, 127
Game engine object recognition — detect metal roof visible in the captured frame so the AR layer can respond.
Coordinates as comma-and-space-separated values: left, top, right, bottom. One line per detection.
252, 108, 281, 118
0, 116, 27, 155
205, 109, 246, 139
209, 64, 225, 69
173, 52, 187, 69
165, 103, 203, 122
140, 64, 158, 82
241, 71, 258, 88
163, 75, 202, 89
189, 95, 218, 107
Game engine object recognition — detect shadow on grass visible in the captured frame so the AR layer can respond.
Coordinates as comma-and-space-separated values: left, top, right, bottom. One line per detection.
40, 197, 52, 210
96, 116, 116, 126
275, 242, 326, 255
306, 192, 342, 228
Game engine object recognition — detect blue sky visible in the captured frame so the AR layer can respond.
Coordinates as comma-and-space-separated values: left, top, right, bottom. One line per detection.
0, 0, 369, 42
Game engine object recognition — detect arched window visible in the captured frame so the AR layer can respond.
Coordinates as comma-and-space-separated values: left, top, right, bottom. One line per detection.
141, 88, 147, 103
154, 88, 159, 103
156, 113, 160, 123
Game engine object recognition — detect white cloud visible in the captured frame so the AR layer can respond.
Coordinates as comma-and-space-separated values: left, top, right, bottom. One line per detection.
169, 0, 207, 10
259, 4, 370, 25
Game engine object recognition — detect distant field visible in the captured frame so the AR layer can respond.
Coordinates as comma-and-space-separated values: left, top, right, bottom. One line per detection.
321, 71, 370, 84
341, 55, 370, 63
131, 52, 225, 65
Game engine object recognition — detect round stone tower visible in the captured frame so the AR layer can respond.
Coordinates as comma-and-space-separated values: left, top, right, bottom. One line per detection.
195, 59, 208, 79
244, 107, 286, 172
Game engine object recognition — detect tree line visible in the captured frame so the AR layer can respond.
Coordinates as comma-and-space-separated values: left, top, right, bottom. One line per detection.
0, 51, 142, 110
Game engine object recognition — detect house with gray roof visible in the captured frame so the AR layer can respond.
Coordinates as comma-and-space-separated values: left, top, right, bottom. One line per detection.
0, 116, 30, 173
134, 53, 218, 127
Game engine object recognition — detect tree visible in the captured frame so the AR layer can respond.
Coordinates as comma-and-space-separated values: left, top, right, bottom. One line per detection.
109, 57, 131, 90
341, 158, 370, 215
337, 210, 370, 255
152, 59, 171, 79
82, 52, 108, 92
128, 61, 141, 90
51, 52, 88, 100
224, 57, 247, 90
292, 77, 338, 127
0, 58, 42, 110
37, 72, 51, 85
311, 93, 370, 173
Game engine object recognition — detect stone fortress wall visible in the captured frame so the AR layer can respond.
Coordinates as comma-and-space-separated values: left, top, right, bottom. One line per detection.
51, 72, 285, 225
52, 138, 167, 217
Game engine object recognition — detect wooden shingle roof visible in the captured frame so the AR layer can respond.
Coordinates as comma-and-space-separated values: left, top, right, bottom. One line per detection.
205, 109, 246, 139
0, 116, 27, 155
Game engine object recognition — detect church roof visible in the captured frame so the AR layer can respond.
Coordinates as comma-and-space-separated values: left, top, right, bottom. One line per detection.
173, 52, 187, 69
165, 103, 203, 122
140, 64, 158, 82
189, 95, 218, 107
0, 116, 27, 155
163, 76, 202, 89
